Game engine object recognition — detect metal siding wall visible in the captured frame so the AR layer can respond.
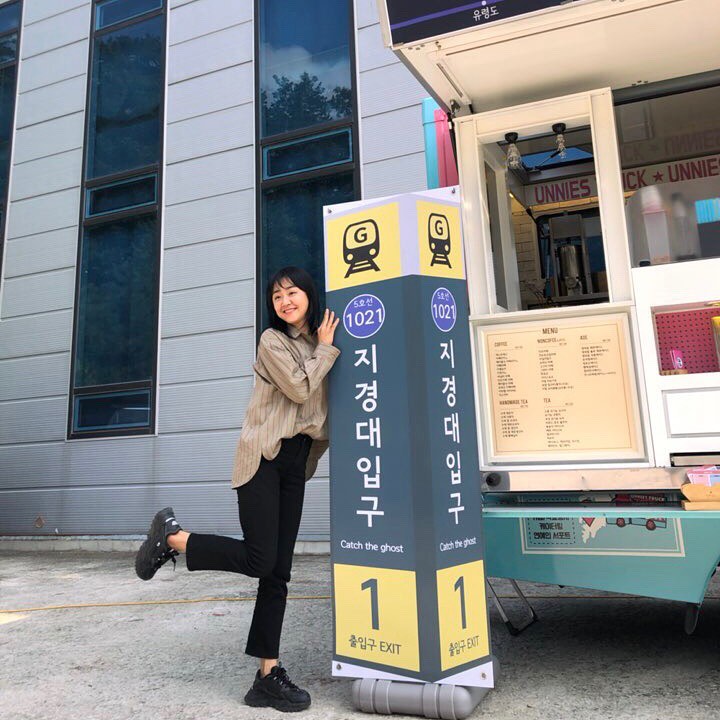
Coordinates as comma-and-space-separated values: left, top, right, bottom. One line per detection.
167, 64, 253, 122
0, 2, 92, 531
12, 113, 84, 163
161, 281, 253, 338
356, 3, 428, 199
23, 1, 88, 25
169, 23, 253, 83
7, 189, 81, 239
0, 477, 329, 540
159, 378, 253, 434
167, 104, 254, 163
163, 190, 254, 247
160, 328, 255, 384
3, 227, 77, 279
10, 151, 84, 201
1, 431, 238, 491
0, 0, 251, 539
159, 0, 337, 540
1, 0, 429, 541
1, 267, 75, 318
159, 0, 258, 532
0, 0, 262, 534
0, 353, 70, 401
164, 147, 254, 205
15, 75, 86, 127
163, 234, 254, 291
0, 398, 67, 444
0, 310, 73, 358
20, 5, 88, 57
19, 41, 88, 92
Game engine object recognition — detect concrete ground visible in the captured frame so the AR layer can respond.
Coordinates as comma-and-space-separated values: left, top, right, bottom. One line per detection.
0, 551, 718, 720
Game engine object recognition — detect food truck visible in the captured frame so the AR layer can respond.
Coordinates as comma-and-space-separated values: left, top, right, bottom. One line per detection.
376, 0, 720, 634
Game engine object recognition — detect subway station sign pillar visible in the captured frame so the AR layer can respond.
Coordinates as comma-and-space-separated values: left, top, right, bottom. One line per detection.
324, 188, 494, 687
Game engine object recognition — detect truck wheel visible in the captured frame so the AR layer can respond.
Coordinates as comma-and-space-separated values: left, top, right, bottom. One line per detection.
684, 604, 700, 635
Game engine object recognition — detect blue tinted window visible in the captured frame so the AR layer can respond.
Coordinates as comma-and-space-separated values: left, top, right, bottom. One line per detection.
0, 63, 15, 189
74, 215, 158, 388
0, 33, 16, 64
87, 174, 157, 217
0, 2, 20, 35
522, 147, 593, 170
71, 0, 165, 437
74, 390, 151, 432
264, 129, 352, 179
259, 0, 352, 137
96, 0, 162, 30
696, 198, 720, 224
86, 15, 164, 179
261, 172, 354, 326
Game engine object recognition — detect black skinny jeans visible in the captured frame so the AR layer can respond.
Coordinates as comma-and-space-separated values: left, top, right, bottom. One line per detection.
185, 434, 312, 659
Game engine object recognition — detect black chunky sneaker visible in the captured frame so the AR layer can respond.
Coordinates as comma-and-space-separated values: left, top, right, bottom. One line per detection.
244, 663, 311, 712
134, 507, 182, 581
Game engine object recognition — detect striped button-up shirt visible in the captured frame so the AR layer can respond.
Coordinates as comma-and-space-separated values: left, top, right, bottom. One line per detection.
231, 325, 341, 488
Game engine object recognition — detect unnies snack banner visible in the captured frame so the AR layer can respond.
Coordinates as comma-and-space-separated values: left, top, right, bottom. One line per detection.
324, 187, 493, 686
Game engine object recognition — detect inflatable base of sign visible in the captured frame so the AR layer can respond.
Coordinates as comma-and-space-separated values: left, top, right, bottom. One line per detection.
351, 659, 498, 720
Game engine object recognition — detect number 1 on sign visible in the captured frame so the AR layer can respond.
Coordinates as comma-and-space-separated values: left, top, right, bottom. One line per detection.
361, 578, 380, 630
454, 576, 467, 629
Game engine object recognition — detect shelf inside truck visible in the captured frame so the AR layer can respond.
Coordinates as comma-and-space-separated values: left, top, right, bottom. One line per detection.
483, 504, 720, 520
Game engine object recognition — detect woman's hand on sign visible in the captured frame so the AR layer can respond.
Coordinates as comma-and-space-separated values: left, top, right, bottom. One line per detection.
318, 309, 340, 346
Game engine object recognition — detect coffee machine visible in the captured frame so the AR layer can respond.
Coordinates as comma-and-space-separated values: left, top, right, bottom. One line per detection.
549, 213, 593, 300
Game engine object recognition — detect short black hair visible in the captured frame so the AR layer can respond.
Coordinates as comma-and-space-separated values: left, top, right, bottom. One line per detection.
265, 266, 320, 337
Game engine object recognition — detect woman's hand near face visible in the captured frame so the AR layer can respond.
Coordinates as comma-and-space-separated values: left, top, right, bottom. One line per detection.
317, 309, 340, 346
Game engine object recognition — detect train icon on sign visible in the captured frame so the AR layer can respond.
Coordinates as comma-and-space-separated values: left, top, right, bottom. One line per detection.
428, 213, 452, 268
343, 219, 381, 278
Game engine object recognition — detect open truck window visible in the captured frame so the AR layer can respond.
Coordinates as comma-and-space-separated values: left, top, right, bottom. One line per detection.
492, 125, 606, 310
481, 84, 720, 312
618, 85, 720, 267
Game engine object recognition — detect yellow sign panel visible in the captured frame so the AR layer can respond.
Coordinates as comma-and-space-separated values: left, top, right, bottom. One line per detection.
483, 314, 643, 461
436, 560, 489, 671
334, 563, 420, 671
416, 201, 464, 279
325, 203, 402, 291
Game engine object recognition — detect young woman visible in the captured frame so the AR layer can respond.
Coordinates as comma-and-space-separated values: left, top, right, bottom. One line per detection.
135, 266, 340, 713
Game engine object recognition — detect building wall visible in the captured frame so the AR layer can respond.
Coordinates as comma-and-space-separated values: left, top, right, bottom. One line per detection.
0, 1, 93, 533
356, 0, 427, 198
0, 0, 427, 539
510, 198, 543, 309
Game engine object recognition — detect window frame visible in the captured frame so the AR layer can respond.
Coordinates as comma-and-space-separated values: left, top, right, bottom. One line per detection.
94, 0, 163, 31
85, 171, 158, 219
72, 385, 153, 432
262, 126, 353, 181
85, 9, 165, 181
67, 0, 166, 440
253, 0, 361, 342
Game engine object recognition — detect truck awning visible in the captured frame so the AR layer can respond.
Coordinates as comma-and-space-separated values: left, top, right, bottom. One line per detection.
377, 0, 720, 112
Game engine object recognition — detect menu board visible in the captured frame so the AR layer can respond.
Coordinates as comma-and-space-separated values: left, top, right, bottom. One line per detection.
482, 314, 644, 462
383, 0, 580, 46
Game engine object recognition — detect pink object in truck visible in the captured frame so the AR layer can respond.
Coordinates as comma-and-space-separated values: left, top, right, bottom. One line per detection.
686, 465, 720, 486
